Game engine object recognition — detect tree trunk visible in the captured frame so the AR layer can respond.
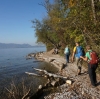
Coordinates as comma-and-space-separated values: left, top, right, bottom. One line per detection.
91, 0, 96, 24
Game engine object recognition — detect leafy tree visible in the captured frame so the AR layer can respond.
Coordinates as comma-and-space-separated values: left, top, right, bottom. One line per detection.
32, 0, 100, 53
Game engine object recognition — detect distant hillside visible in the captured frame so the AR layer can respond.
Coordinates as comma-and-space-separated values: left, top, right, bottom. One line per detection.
0, 43, 34, 49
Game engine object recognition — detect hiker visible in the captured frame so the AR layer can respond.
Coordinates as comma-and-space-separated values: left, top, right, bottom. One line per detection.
64, 45, 70, 64
52, 47, 58, 54
72, 42, 85, 75
55, 47, 58, 54
80, 45, 99, 87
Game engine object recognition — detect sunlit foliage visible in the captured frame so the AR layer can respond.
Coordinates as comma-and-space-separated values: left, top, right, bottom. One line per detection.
32, 0, 100, 53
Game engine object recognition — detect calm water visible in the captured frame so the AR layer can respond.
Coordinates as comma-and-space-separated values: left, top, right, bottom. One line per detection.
0, 47, 58, 98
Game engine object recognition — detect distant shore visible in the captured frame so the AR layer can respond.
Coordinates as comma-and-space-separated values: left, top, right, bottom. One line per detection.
0, 42, 46, 49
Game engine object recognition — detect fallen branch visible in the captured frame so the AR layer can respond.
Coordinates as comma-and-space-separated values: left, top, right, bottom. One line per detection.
25, 68, 74, 98
25, 68, 68, 80
22, 89, 30, 99
33, 68, 68, 79
25, 72, 41, 76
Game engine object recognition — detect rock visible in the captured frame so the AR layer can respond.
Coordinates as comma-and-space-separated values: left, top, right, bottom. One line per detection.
59, 63, 65, 70
49, 59, 55, 62
51, 80, 57, 86
66, 80, 72, 85
38, 85, 42, 89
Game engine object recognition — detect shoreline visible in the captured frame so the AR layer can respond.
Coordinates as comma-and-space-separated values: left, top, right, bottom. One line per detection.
28, 51, 100, 99
28, 51, 66, 71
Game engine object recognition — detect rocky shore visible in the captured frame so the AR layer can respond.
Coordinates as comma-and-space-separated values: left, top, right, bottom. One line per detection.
28, 50, 100, 99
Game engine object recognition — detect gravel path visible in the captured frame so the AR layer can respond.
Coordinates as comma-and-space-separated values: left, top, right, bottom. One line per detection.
35, 51, 100, 99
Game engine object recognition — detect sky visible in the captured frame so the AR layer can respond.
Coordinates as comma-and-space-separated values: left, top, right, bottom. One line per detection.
0, 0, 53, 46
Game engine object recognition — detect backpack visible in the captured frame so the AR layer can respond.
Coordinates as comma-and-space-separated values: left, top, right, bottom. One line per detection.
89, 51, 99, 64
64, 47, 70, 55
76, 46, 85, 57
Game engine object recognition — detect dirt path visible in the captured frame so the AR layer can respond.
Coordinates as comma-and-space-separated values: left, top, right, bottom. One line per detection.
35, 51, 100, 99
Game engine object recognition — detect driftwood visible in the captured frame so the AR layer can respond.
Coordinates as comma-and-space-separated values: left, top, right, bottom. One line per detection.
25, 68, 73, 99
30, 85, 44, 99
25, 72, 41, 76
25, 68, 68, 87
25, 68, 68, 80
33, 68, 68, 79
30, 80, 52, 99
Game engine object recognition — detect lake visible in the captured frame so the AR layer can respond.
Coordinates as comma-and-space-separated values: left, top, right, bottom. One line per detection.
0, 47, 58, 98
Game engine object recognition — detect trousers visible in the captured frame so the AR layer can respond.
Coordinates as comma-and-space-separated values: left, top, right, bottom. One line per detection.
65, 54, 70, 63
75, 57, 83, 70
88, 63, 98, 86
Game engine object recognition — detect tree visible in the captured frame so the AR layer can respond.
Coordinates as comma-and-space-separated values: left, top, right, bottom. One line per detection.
32, 0, 100, 52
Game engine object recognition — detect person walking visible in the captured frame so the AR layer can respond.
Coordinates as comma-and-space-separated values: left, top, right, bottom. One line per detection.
80, 45, 99, 87
72, 42, 85, 75
64, 45, 70, 64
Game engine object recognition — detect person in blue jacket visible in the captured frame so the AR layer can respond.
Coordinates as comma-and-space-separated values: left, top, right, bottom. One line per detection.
72, 42, 85, 75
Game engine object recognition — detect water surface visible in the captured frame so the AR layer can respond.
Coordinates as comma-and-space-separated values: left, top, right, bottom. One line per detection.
0, 47, 58, 98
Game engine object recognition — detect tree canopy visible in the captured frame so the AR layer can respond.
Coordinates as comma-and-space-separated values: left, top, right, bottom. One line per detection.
32, 0, 100, 53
